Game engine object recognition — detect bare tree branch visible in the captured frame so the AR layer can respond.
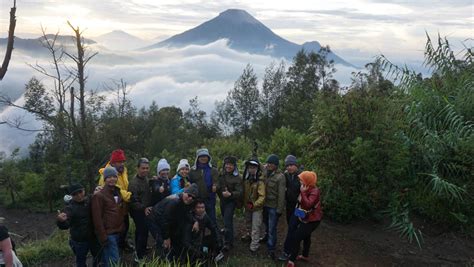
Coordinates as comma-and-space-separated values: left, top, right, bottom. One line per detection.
0, 0, 17, 80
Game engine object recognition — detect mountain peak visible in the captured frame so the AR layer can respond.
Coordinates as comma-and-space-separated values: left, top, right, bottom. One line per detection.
217, 9, 260, 24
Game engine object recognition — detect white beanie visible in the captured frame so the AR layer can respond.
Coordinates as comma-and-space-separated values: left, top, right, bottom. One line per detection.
176, 159, 190, 172
157, 158, 171, 174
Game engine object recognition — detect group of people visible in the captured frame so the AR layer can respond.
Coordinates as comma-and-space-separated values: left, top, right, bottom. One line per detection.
54, 148, 322, 267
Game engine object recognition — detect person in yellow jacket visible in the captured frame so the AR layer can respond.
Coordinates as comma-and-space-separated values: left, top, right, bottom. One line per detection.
96, 149, 134, 251
241, 157, 266, 255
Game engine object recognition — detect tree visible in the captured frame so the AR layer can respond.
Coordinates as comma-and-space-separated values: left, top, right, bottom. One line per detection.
216, 64, 260, 139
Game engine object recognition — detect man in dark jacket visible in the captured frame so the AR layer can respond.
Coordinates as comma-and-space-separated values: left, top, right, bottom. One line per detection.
92, 167, 125, 267
181, 199, 223, 265
146, 184, 198, 260
57, 183, 100, 267
262, 154, 286, 260
216, 156, 243, 251
283, 155, 301, 225
128, 158, 152, 261
188, 148, 219, 225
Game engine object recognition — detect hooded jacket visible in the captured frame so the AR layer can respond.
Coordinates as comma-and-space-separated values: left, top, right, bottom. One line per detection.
217, 160, 243, 205
98, 162, 131, 202
298, 186, 322, 222
188, 152, 218, 200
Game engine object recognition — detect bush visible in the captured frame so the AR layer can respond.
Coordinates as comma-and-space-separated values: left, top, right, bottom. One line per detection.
17, 230, 72, 266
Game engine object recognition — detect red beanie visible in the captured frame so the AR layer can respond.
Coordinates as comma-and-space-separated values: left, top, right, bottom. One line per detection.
298, 171, 317, 186
110, 149, 126, 163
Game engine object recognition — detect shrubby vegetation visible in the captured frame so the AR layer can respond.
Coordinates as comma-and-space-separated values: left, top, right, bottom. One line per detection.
0, 34, 472, 248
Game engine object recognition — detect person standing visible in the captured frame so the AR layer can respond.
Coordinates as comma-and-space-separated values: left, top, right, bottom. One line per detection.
128, 158, 152, 261
188, 148, 219, 225
97, 149, 133, 251
283, 155, 301, 225
241, 158, 265, 255
262, 154, 285, 260
56, 183, 99, 267
92, 167, 125, 267
217, 156, 243, 251
280, 171, 322, 267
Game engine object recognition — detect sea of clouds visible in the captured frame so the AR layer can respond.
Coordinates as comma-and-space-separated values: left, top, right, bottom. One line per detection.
0, 39, 357, 154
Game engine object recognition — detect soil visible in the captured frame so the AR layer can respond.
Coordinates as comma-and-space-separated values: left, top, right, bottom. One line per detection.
1, 205, 473, 266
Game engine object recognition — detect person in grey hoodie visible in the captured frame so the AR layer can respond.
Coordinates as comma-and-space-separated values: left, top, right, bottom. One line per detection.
188, 148, 219, 225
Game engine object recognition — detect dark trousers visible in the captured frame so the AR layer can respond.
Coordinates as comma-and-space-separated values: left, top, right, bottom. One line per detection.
119, 214, 130, 248
220, 200, 236, 246
283, 215, 320, 261
69, 239, 100, 267
286, 201, 297, 225
130, 210, 149, 259
205, 198, 217, 226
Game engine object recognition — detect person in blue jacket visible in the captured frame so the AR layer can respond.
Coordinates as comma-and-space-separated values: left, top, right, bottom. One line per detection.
170, 159, 191, 195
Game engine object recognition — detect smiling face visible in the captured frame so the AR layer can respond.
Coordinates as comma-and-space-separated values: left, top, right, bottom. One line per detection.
179, 167, 190, 178
182, 192, 195, 205
105, 175, 118, 187
247, 165, 258, 175
72, 189, 85, 202
224, 162, 235, 174
286, 164, 298, 174
194, 202, 206, 216
137, 163, 150, 177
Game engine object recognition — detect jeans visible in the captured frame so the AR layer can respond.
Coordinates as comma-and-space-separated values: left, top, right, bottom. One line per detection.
220, 200, 236, 246
69, 239, 100, 267
263, 207, 279, 252
130, 210, 149, 259
283, 215, 320, 261
205, 198, 217, 226
101, 234, 120, 267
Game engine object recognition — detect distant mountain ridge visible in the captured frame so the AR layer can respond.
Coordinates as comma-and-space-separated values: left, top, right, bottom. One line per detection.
143, 9, 353, 66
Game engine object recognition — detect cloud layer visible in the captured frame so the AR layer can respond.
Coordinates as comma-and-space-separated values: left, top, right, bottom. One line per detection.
0, 39, 357, 154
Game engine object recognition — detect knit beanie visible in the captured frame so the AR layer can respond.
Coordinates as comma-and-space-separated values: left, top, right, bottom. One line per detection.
177, 159, 190, 172
298, 171, 317, 186
184, 183, 199, 197
103, 166, 118, 180
110, 149, 126, 163
68, 183, 85, 195
157, 158, 171, 174
284, 155, 297, 166
266, 154, 279, 166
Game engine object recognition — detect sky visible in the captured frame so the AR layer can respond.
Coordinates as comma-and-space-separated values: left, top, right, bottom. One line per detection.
0, 0, 472, 154
0, 0, 472, 65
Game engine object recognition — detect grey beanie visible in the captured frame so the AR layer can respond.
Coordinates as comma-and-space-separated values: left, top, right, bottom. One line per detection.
157, 158, 171, 174
196, 148, 210, 158
285, 155, 297, 166
103, 166, 118, 180
184, 183, 199, 197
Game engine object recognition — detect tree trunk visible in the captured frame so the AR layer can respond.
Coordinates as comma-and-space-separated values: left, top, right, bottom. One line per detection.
0, 1, 16, 80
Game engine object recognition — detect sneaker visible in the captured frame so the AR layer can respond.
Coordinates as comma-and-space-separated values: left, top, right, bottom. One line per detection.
296, 255, 309, 261
278, 252, 290, 261
286, 260, 295, 267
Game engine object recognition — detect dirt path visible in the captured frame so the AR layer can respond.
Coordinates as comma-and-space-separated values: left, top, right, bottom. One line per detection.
1, 206, 473, 266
